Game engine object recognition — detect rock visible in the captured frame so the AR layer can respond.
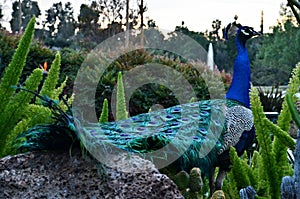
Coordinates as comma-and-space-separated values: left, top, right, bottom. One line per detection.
0, 150, 183, 199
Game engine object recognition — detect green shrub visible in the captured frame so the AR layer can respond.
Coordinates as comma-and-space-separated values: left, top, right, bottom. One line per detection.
0, 17, 72, 157
223, 64, 300, 198
0, 30, 21, 77
94, 49, 229, 120
0, 17, 36, 156
257, 85, 284, 112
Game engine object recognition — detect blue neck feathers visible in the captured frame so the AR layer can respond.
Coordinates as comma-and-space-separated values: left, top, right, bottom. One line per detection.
225, 32, 251, 108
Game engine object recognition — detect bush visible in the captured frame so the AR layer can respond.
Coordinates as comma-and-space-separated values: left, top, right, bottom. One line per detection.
93, 49, 229, 120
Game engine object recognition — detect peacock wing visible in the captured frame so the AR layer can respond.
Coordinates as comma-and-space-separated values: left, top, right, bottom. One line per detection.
77, 99, 247, 165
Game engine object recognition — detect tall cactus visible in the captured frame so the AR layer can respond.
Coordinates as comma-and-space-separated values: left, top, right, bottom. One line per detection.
0, 17, 37, 156
0, 17, 35, 111
281, 91, 300, 198
0, 17, 72, 157
116, 72, 128, 120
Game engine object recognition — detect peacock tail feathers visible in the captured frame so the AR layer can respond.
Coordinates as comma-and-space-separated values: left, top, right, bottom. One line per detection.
75, 98, 253, 173
17, 124, 78, 152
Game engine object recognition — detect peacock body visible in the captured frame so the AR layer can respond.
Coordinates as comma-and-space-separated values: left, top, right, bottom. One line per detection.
16, 22, 260, 194
78, 99, 252, 168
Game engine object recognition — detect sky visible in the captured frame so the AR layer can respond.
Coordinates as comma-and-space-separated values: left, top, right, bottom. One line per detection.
2, 0, 287, 33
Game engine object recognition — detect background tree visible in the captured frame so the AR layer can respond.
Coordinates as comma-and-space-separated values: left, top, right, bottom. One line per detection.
210, 19, 222, 41
252, 19, 300, 85
251, 4, 300, 86
77, 2, 100, 38
39, 2, 76, 47
76, 1, 101, 48
0, 4, 4, 29
56, 2, 76, 42
10, 0, 41, 33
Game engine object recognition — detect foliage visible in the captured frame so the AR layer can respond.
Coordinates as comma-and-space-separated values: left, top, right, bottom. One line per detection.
174, 25, 209, 49
37, 2, 76, 48
0, 17, 72, 157
0, 31, 86, 98
39, 53, 61, 99
229, 148, 251, 190
99, 98, 109, 123
0, 17, 35, 114
281, 62, 300, 198
77, 2, 101, 47
93, 49, 229, 121
10, 0, 41, 34
3, 52, 69, 157
257, 86, 284, 112
252, 19, 300, 86
173, 168, 204, 199
0, 30, 21, 76
0, 17, 36, 156
116, 72, 128, 120
0, 4, 3, 29
76, 0, 142, 49
223, 64, 300, 198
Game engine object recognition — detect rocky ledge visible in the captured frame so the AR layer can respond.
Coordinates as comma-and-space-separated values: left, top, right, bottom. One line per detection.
0, 150, 183, 199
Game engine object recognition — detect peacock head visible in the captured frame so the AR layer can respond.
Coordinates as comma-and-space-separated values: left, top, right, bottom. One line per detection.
224, 22, 261, 46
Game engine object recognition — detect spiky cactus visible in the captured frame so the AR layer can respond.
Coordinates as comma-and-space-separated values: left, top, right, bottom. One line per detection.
281, 91, 300, 198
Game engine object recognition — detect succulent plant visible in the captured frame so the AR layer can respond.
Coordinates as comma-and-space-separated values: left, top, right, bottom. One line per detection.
173, 167, 204, 199
210, 190, 225, 199
280, 90, 300, 198
239, 186, 256, 199
189, 167, 203, 192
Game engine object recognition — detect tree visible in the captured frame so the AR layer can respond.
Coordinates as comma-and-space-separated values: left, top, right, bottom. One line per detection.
0, 4, 4, 29
40, 2, 76, 47
10, 0, 41, 33
98, 0, 125, 25
78, 1, 100, 38
252, 19, 300, 85
210, 19, 222, 41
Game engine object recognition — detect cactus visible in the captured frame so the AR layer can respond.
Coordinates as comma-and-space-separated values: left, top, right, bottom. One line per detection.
0, 17, 72, 157
189, 167, 204, 192
174, 170, 190, 191
281, 94, 300, 198
224, 65, 299, 197
116, 72, 127, 120
0, 17, 37, 157
210, 190, 225, 199
173, 167, 204, 199
99, 98, 109, 123
280, 176, 295, 199
239, 186, 256, 199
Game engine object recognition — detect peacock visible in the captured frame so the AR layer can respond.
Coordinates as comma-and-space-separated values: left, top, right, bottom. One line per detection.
16, 22, 261, 194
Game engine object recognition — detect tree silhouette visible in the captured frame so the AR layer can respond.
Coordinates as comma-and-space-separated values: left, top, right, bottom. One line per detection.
210, 19, 222, 41
10, 0, 41, 33
40, 2, 76, 47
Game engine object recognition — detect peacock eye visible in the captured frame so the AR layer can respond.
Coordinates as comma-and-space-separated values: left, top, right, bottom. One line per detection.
241, 29, 250, 36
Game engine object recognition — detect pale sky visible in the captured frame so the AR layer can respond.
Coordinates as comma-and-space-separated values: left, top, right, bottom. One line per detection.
2, 0, 286, 33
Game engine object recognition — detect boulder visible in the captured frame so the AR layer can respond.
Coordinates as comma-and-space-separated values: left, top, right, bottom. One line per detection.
0, 150, 183, 199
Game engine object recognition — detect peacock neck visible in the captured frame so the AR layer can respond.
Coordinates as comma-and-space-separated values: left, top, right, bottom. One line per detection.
225, 37, 251, 108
